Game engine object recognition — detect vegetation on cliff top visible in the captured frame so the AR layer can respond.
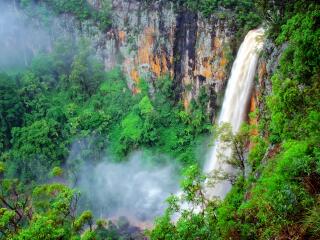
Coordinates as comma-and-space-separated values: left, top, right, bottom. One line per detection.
19, 0, 112, 31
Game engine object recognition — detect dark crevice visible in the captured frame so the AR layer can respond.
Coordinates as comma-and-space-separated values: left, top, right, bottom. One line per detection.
172, 7, 198, 102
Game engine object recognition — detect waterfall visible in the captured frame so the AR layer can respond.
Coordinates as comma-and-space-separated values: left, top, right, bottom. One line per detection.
204, 28, 265, 198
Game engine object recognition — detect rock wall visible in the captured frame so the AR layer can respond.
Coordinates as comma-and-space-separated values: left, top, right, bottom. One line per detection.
7, 0, 236, 120
251, 39, 285, 137
88, 0, 236, 120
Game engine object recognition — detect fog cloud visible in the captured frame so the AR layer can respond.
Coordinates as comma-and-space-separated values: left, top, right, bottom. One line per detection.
0, 1, 51, 70
67, 141, 180, 227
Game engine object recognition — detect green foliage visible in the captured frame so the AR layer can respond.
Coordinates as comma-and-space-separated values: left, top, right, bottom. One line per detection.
0, 162, 5, 174
2, 1, 319, 239
230, 141, 316, 239
81, 229, 96, 240
277, 7, 320, 81
1, 37, 211, 239
65, 40, 105, 101
0, 164, 88, 240
138, 96, 154, 115
50, 166, 63, 177
254, 0, 292, 38
121, 112, 144, 142
267, 7, 320, 142
20, 0, 112, 31
74, 211, 93, 232
0, 73, 24, 152
105, 74, 211, 162
7, 119, 65, 181
14, 215, 70, 240
304, 197, 320, 238
180, 165, 206, 205
149, 165, 218, 240
211, 5, 320, 238
1, 41, 123, 181
151, 2, 320, 239
0, 208, 16, 238
247, 135, 268, 170
211, 123, 251, 182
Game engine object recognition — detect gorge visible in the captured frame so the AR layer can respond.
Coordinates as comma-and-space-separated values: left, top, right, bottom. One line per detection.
0, 1, 319, 239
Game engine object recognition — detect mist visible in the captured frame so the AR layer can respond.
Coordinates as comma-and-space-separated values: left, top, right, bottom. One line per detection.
66, 140, 181, 227
0, 1, 52, 71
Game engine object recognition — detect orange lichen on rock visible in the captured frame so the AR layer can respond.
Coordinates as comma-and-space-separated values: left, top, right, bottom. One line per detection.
150, 55, 161, 77
169, 56, 174, 65
183, 96, 190, 110
138, 27, 155, 64
145, 27, 155, 45
258, 61, 267, 86
120, 25, 173, 95
220, 56, 228, 67
248, 92, 258, 149
198, 57, 213, 79
258, 61, 267, 79
151, 52, 171, 77
118, 31, 126, 44
161, 54, 168, 73
215, 70, 226, 80
202, 57, 209, 67
138, 45, 150, 64
130, 69, 140, 83
202, 39, 228, 83
137, 27, 171, 78
169, 56, 174, 77
130, 69, 141, 93
249, 92, 258, 135
132, 86, 141, 94
202, 68, 213, 79
213, 37, 222, 49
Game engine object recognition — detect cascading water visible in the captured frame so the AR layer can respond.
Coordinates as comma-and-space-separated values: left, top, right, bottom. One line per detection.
204, 28, 265, 198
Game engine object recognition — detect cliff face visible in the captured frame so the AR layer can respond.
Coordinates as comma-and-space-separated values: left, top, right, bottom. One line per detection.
250, 39, 285, 138
87, 0, 236, 119
5, 0, 236, 119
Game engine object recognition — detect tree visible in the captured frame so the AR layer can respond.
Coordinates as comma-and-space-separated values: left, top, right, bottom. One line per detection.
215, 123, 250, 181
0, 73, 24, 152
68, 41, 104, 100
149, 165, 219, 240
8, 119, 66, 181
0, 163, 92, 240
0, 175, 32, 238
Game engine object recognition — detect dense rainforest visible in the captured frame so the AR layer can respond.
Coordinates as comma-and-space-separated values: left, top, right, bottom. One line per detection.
0, 0, 319, 239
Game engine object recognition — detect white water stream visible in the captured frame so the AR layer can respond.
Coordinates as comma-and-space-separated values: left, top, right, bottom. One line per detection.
204, 28, 265, 198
